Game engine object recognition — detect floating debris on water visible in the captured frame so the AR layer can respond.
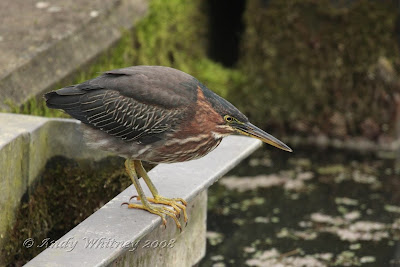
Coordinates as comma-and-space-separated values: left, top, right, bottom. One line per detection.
219, 174, 284, 192
335, 197, 359, 206
201, 147, 400, 266
206, 231, 224, 246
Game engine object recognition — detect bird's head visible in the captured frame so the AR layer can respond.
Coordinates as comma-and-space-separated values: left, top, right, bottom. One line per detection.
199, 83, 292, 152
219, 114, 292, 152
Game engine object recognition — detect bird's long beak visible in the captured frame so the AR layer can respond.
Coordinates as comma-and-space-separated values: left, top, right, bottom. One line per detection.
232, 122, 292, 152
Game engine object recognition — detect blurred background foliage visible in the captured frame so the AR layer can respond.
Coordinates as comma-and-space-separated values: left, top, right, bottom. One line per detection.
234, 0, 400, 142
9, 0, 400, 142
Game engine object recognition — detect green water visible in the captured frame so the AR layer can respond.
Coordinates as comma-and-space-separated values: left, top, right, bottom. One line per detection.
200, 147, 400, 267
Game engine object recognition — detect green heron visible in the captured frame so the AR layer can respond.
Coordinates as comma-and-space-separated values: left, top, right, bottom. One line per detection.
44, 66, 292, 230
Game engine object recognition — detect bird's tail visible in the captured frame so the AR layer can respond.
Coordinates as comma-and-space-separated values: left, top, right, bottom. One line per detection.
44, 86, 88, 122
44, 86, 83, 109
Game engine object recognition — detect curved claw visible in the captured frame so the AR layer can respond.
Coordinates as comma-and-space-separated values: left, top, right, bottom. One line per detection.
160, 206, 182, 231
121, 202, 130, 207
129, 195, 138, 202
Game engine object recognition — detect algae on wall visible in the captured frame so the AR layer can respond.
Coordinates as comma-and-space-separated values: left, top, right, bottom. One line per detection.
233, 0, 400, 141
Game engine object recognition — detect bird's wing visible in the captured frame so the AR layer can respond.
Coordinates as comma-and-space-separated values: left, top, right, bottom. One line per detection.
100, 66, 197, 109
45, 69, 196, 144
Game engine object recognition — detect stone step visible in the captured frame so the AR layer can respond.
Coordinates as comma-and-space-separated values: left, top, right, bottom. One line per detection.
0, 0, 148, 110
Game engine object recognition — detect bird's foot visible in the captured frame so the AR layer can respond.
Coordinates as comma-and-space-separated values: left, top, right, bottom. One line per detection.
129, 195, 188, 225
122, 201, 183, 231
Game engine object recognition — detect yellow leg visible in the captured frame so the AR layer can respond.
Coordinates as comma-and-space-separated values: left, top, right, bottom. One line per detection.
135, 160, 188, 223
123, 159, 182, 230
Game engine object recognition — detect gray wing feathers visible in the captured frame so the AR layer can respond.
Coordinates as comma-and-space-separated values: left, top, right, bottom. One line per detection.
80, 90, 181, 143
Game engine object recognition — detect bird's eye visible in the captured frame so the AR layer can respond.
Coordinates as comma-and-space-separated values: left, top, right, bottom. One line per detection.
224, 115, 234, 122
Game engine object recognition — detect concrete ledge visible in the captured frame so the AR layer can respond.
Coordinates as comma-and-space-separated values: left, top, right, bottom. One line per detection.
22, 131, 261, 266
0, 0, 148, 110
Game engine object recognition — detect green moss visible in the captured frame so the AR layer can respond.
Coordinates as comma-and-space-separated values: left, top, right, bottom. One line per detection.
130, 0, 241, 97
233, 0, 400, 139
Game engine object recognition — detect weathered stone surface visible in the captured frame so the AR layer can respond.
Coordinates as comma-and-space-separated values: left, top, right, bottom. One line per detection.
0, 0, 148, 110
0, 114, 48, 248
